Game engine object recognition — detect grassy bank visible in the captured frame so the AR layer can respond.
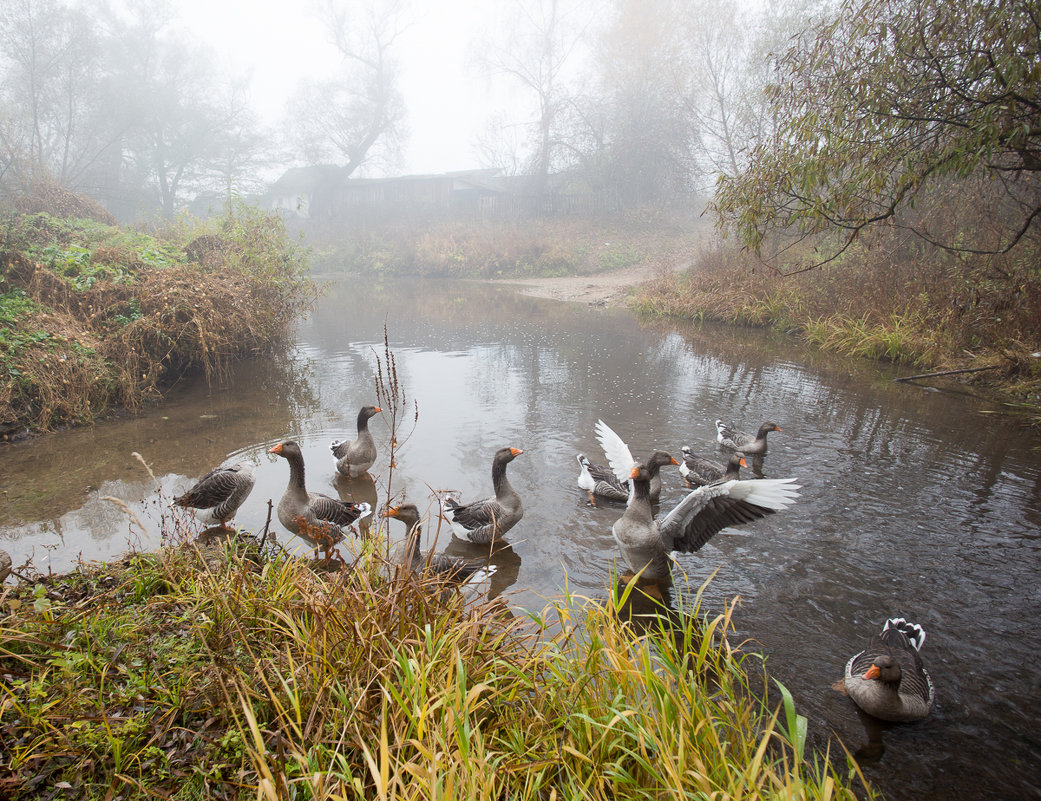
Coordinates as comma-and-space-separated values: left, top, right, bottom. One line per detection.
0, 524, 873, 800
298, 208, 706, 279
633, 233, 1041, 409
0, 199, 316, 436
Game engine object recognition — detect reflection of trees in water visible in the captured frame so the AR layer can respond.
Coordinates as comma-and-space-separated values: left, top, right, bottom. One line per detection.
0, 344, 319, 553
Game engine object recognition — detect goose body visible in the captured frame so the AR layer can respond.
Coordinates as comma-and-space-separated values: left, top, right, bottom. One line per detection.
331, 405, 382, 477
844, 618, 934, 722
173, 462, 256, 528
384, 503, 496, 584
269, 441, 372, 542
577, 449, 675, 505
715, 420, 781, 455
679, 448, 744, 488
612, 462, 800, 582
443, 447, 524, 544
579, 420, 675, 505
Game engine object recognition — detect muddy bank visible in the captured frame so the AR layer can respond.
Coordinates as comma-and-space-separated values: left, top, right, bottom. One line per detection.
497, 260, 671, 307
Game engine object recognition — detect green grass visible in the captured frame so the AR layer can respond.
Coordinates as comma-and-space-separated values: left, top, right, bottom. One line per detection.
0, 534, 874, 800
0, 201, 316, 432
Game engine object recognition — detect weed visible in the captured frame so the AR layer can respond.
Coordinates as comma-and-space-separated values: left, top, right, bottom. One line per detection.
0, 546, 874, 799
0, 202, 316, 433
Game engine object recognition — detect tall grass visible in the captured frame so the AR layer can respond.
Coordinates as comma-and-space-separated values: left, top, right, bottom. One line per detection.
1, 536, 873, 800
635, 228, 1041, 383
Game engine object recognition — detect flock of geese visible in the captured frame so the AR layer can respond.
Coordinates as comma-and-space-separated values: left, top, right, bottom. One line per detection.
170, 406, 934, 725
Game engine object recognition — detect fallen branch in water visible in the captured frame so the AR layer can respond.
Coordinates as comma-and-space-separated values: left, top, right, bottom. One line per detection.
893, 365, 1002, 383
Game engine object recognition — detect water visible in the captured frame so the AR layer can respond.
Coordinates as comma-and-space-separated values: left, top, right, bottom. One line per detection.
2, 275, 1040, 800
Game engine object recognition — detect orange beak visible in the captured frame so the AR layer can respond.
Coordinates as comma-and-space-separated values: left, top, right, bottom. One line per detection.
629, 466, 640, 479
863, 664, 881, 681
510, 447, 524, 456
383, 506, 399, 519
739, 457, 748, 468
267, 443, 283, 454
670, 457, 680, 466
374, 406, 383, 413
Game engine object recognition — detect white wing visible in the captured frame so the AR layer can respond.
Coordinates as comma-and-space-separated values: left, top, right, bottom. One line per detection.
658, 477, 801, 553
595, 419, 636, 484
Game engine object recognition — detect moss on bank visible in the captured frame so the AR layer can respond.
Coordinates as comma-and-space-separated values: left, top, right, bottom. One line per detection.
0, 530, 873, 800
0, 203, 316, 436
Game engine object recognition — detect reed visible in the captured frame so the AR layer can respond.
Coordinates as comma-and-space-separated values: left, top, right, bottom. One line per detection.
0, 537, 874, 800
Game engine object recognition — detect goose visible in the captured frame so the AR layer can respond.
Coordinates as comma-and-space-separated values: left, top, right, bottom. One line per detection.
715, 419, 781, 455
330, 405, 382, 477
611, 461, 800, 582
172, 462, 256, 529
844, 617, 935, 722
383, 503, 496, 584
269, 441, 372, 542
577, 450, 677, 506
679, 448, 745, 489
443, 447, 523, 544
580, 419, 676, 505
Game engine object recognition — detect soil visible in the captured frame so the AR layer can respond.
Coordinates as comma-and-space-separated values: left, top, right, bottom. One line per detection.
497, 261, 661, 307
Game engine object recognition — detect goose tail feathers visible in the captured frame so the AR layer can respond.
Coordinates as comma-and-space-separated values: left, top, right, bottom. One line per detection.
883, 617, 926, 651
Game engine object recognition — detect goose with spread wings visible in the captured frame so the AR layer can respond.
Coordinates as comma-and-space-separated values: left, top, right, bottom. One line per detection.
576, 419, 675, 505
611, 461, 800, 581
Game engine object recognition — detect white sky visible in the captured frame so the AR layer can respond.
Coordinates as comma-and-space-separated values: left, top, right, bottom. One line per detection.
176, 0, 508, 176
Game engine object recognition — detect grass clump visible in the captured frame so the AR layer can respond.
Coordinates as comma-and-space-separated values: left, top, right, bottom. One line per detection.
634, 230, 1041, 410
0, 201, 316, 434
0, 537, 873, 800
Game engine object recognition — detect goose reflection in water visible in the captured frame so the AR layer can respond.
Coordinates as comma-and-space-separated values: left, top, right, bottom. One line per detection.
334, 472, 379, 539
442, 536, 522, 601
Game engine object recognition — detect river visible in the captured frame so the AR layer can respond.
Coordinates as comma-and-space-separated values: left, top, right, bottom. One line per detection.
2, 275, 1040, 800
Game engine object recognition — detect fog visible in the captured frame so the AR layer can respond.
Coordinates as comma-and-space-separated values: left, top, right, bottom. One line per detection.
0, 0, 804, 220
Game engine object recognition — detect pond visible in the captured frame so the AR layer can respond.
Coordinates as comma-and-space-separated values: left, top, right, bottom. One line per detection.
2, 274, 1040, 800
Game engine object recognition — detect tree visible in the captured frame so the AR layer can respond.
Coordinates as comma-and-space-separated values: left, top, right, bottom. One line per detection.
105, 5, 260, 218
589, 0, 698, 206
289, 0, 408, 176
0, 0, 121, 191
714, 0, 1041, 268
478, 0, 591, 198
683, 0, 816, 182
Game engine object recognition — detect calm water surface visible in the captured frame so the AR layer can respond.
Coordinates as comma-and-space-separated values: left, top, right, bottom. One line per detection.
2, 275, 1040, 800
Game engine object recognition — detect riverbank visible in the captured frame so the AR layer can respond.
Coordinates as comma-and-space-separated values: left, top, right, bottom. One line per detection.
502, 235, 1041, 415
0, 529, 870, 800
0, 197, 315, 438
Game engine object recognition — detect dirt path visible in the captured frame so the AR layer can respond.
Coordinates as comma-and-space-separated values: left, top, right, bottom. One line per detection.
497, 261, 663, 307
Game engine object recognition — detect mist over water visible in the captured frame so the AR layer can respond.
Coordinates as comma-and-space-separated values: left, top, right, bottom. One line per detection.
2, 276, 1040, 800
